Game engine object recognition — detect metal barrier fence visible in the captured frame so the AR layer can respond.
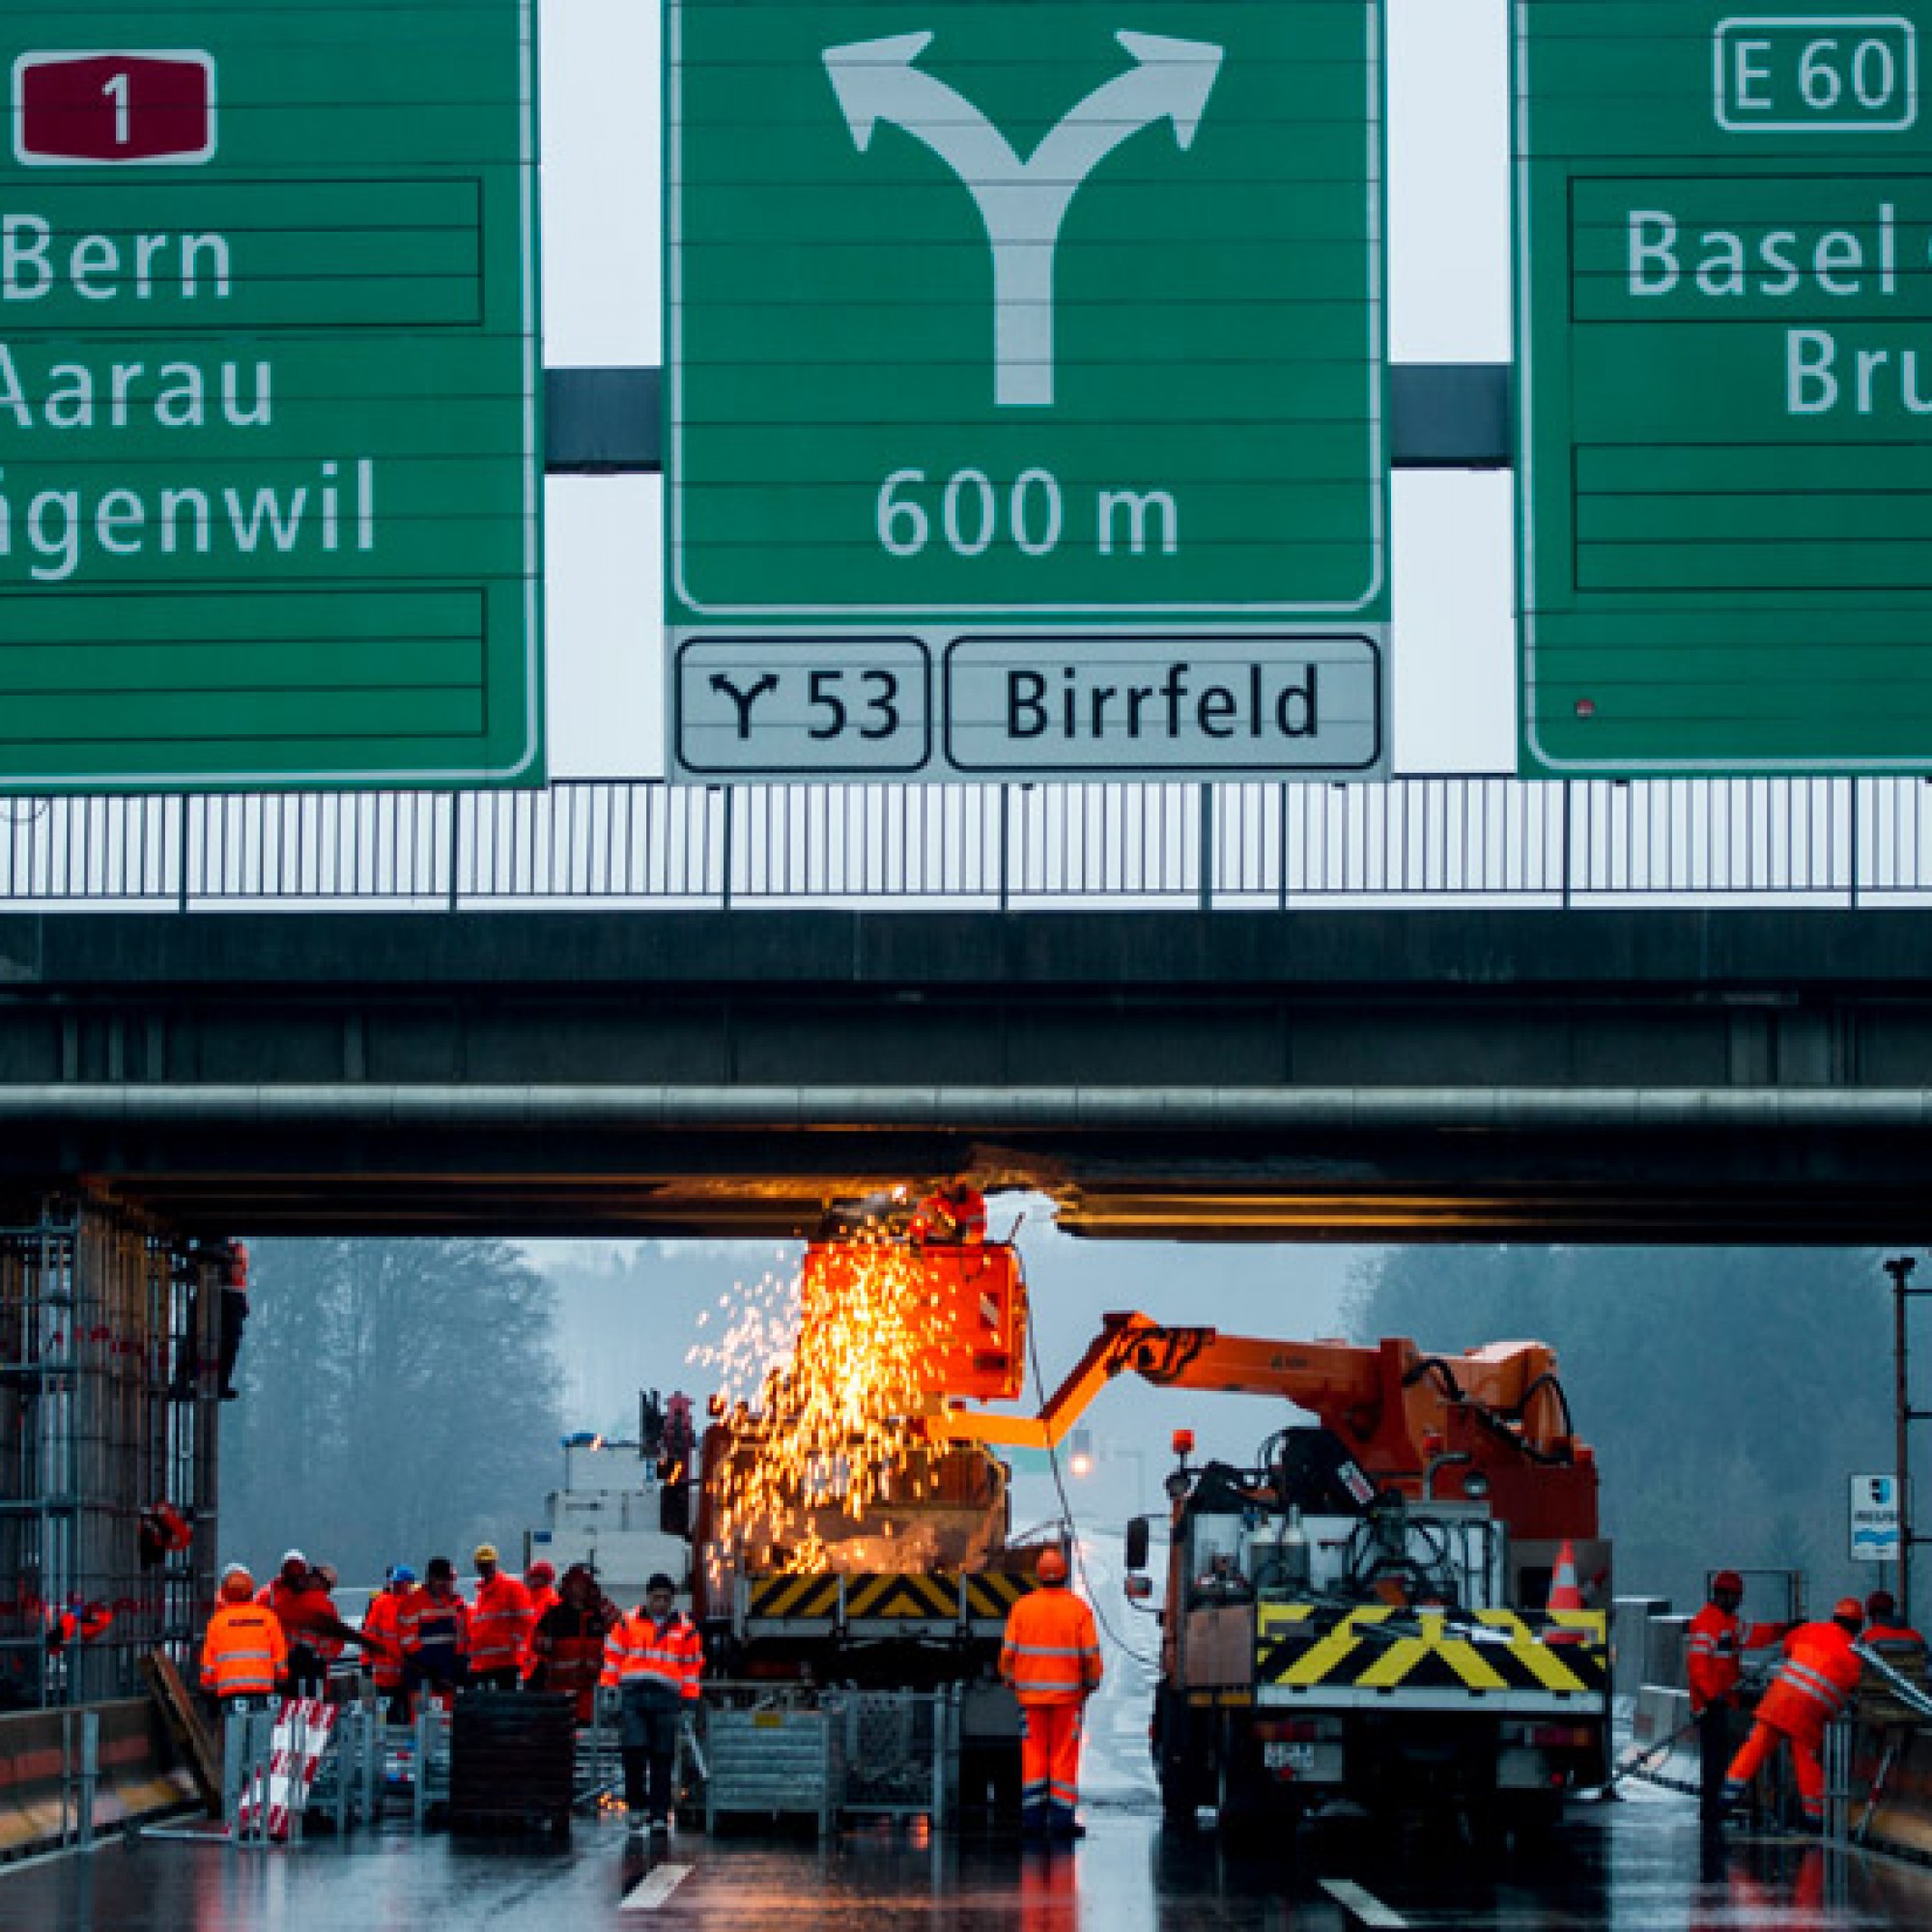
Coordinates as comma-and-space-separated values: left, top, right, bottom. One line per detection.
2, 774, 1929, 912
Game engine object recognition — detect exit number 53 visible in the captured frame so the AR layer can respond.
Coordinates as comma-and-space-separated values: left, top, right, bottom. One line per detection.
1716, 16, 1917, 131
14, 51, 216, 166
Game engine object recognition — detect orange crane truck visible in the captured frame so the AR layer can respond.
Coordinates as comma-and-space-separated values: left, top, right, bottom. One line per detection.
943, 1315, 1612, 1841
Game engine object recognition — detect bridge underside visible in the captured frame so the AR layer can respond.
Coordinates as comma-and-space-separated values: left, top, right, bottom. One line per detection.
4, 908, 1931, 1243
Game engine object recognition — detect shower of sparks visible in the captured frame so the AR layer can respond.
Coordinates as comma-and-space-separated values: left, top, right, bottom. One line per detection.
687, 1219, 955, 1573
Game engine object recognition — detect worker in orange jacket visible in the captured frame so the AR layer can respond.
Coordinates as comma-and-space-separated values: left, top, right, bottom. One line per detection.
361, 1565, 415, 1722
257, 1551, 341, 1697
601, 1573, 702, 1833
468, 1543, 535, 1690
522, 1561, 559, 1679
401, 1556, 469, 1706
1000, 1545, 1103, 1842
1862, 1589, 1926, 1650
201, 1565, 288, 1706
1723, 1598, 1865, 1828
913, 1179, 987, 1245
1686, 1569, 1786, 1827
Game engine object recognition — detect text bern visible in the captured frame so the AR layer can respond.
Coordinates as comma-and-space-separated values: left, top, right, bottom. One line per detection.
1008, 660, 1321, 744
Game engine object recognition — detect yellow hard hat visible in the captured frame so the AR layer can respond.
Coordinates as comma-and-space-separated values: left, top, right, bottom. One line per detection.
473, 1543, 500, 1565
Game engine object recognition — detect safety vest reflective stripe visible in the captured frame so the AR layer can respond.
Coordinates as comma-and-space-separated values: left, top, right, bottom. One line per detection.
1779, 1659, 1852, 1715
602, 1618, 701, 1696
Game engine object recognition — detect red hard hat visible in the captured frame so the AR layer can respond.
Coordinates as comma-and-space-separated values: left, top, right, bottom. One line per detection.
1713, 1570, 1744, 1594
1036, 1548, 1068, 1585
1868, 1589, 1898, 1619
526, 1560, 555, 1585
1834, 1597, 1864, 1622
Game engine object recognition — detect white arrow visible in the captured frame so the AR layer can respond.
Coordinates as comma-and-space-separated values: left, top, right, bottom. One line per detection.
824, 30, 1225, 408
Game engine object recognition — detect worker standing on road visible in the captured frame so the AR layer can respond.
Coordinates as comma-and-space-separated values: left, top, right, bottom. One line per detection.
468, 1544, 535, 1690
601, 1572, 702, 1833
1723, 1598, 1865, 1829
531, 1561, 619, 1720
402, 1556, 469, 1708
1687, 1569, 1782, 1829
522, 1560, 559, 1681
361, 1565, 416, 1723
1862, 1589, 1926, 1651
258, 1551, 338, 1697
201, 1565, 287, 1710
1001, 1545, 1103, 1842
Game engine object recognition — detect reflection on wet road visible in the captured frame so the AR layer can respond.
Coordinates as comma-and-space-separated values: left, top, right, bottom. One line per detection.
8, 1783, 1932, 1929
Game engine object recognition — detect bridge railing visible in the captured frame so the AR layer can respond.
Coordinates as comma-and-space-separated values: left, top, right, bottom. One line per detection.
0, 775, 1926, 911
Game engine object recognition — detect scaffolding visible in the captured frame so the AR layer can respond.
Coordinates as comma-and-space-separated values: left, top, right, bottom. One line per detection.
0, 1194, 218, 1711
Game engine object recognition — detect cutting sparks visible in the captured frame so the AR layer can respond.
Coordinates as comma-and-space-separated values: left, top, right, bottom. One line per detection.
688, 1217, 954, 1573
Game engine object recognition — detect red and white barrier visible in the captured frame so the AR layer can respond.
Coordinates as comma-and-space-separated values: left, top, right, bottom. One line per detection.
236, 1699, 337, 1841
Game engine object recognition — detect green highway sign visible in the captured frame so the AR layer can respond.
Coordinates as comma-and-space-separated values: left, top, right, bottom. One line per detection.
1517, 1, 1932, 775
0, 1, 542, 790
668, 0, 1388, 781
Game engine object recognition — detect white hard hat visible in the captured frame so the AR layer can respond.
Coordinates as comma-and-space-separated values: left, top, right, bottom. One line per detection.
280, 1548, 306, 1567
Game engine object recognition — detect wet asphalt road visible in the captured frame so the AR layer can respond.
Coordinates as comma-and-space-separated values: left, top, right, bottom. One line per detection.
9, 1785, 1932, 1931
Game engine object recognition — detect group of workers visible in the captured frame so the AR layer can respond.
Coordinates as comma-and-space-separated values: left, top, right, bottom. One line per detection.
1688, 1569, 1925, 1832
201, 1544, 634, 1723
201, 1534, 1104, 1842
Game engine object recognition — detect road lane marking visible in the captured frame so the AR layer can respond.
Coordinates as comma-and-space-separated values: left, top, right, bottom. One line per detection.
1320, 1878, 1408, 1928
622, 1861, 695, 1912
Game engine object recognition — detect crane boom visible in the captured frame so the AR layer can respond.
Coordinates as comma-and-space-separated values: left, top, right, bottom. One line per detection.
938, 1311, 1594, 1536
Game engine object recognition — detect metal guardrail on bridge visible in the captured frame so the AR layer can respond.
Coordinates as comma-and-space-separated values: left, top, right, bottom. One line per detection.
1, 775, 1929, 912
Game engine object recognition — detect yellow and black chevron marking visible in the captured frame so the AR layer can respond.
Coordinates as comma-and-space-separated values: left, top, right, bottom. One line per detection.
749, 1569, 1040, 1624
748, 1574, 840, 1620
843, 1573, 962, 1620
964, 1573, 1037, 1618
1256, 1605, 1609, 1695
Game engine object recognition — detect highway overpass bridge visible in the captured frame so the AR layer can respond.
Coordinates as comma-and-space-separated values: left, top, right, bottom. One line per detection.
3, 902, 1929, 1243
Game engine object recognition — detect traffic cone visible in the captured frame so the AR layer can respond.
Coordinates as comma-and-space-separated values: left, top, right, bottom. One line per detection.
1547, 1539, 1585, 1612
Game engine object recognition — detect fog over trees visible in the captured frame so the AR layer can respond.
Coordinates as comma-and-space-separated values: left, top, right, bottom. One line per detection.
1350, 1245, 1897, 1612
221, 1238, 564, 1586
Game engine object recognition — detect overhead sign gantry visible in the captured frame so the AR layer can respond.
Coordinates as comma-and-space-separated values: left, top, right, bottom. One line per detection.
0, 0, 543, 791
1516, 2, 1932, 776
666, 0, 1389, 782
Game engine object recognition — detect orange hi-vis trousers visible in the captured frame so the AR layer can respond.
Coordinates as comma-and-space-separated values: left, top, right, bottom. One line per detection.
1019, 1701, 1086, 1829
1727, 1715, 1827, 1821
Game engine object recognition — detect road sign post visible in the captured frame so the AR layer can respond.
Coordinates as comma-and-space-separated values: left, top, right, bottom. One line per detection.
0, 1, 543, 791
667, 0, 1388, 781
1516, 1, 1932, 776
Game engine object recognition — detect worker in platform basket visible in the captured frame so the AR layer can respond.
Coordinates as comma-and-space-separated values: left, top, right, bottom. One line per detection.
1000, 1545, 1104, 1842
1687, 1569, 1786, 1829
201, 1565, 287, 1710
1722, 1597, 1866, 1830
600, 1572, 702, 1834
912, 1179, 987, 1245
468, 1544, 535, 1690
